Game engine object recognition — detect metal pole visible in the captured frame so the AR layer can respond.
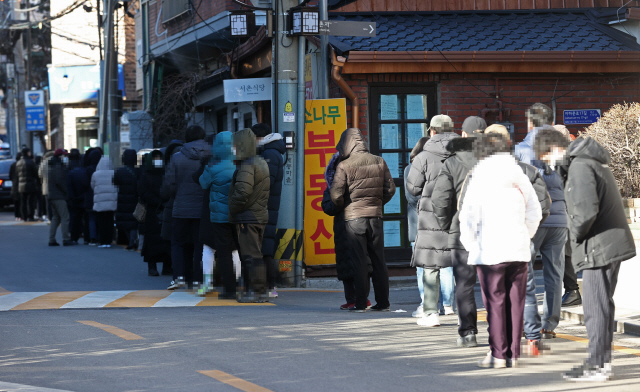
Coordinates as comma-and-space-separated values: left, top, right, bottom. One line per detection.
318, 0, 329, 99
295, 29, 306, 287
45, 89, 51, 150
99, 0, 115, 147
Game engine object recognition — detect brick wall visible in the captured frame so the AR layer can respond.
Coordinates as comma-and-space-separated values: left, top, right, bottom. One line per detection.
332, 72, 640, 143
335, 0, 640, 12
124, 2, 140, 101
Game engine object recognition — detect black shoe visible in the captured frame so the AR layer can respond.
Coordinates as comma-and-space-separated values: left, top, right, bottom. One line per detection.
148, 268, 159, 277
370, 304, 390, 311
562, 290, 582, 307
48, 241, 60, 246
562, 362, 611, 382
63, 240, 77, 246
349, 306, 367, 313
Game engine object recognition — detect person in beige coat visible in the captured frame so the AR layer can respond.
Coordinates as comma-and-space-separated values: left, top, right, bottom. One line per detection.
91, 156, 117, 247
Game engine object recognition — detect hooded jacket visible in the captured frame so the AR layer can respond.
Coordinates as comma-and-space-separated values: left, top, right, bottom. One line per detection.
258, 133, 286, 257
139, 151, 169, 258
460, 153, 542, 266
564, 137, 636, 271
113, 149, 139, 230
91, 156, 117, 212
406, 132, 459, 268
164, 138, 209, 219
160, 142, 183, 241
228, 128, 270, 224
84, 149, 103, 210
200, 132, 236, 223
404, 164, 420, 243
46, 155, 68, 201
330, 128, 396, 220
16, 154, 38, 194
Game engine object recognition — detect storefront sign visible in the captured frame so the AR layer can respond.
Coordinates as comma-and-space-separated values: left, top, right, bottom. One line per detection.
304, 99, 347, 266
564, 109, 601, 125
25, 90, 45, 131
48, 64, 125, 104
223, 77, 271, 103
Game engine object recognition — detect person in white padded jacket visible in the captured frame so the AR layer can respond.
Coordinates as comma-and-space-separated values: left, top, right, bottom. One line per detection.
91, 156, 118, 248
459, 133, 542, 369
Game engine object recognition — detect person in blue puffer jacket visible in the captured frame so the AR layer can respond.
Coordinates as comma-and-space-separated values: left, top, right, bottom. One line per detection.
199, 131, 242, 299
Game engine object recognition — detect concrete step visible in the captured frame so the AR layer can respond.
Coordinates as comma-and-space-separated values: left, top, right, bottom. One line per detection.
561, 305, 640, 336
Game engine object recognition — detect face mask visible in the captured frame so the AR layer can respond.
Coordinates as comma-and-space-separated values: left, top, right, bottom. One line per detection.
62, 157, 69, 164
153, 159, 163, 168
543, 147, 566, 170
232, 147, 237, 156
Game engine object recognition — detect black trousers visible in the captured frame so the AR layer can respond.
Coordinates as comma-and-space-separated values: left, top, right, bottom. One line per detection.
172, 218, 203, 284
345, 217, 389, 310
212, 222, 240, 295
236, 223, 266, 294
452, 249, 478, 337
96, 211, 114, 245
265, 255, 279, 289
13, 197, 21, 218
69, 206, 85, 242
20, 192, 36, 221
343, 278, 356, 304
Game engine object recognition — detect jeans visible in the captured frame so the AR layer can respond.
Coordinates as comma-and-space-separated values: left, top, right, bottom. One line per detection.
49, 199, 70, 243
88, 210, 98, 242
422, 268, 440, 316
439, 267, 455, 308
524, 227, 567, 340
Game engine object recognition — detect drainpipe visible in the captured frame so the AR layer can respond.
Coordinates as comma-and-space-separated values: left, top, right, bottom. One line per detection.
331, 51, 359, 129
295, 34, 306, 288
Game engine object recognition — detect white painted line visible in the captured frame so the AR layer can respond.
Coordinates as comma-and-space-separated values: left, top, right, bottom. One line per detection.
60, 291, 133, 309
0, 381, 74, 391
0, 292, 50, 311
152, 291, 204, 307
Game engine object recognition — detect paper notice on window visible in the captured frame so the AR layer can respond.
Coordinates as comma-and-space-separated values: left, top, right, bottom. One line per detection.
384, 189, 402, 215
381, 124, 399, 149
407, 123, 425, 149
383, 220, 402, 247
406, 95, 426, 119
382, 152, 400, 178
380, 95, 398, 120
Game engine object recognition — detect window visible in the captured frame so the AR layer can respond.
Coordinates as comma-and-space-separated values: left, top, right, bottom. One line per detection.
162, 0, 191, 23
369, 84, 437, 264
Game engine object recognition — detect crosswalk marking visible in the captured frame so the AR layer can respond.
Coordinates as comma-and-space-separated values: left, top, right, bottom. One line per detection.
0, 381, 73, 391
104, 290, 172, 308
61, 290, 133, 309
0, 292, 50, 311
12, 291, 94, 310
152, 291, 211, 307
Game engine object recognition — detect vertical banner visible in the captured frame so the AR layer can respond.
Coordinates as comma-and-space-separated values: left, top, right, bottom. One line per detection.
25, 90, 46, 131
304, 99, 347, 266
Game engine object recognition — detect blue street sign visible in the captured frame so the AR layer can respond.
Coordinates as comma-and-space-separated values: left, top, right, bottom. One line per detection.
26, 107, 46, 131
563, 109, 601, 125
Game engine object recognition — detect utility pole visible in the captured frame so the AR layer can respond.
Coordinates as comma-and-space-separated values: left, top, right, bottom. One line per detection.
318, 0, 329, 99
99, 0, 116, 147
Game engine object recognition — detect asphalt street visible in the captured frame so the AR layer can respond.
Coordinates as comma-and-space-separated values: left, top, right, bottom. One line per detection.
1, 209, 640, 392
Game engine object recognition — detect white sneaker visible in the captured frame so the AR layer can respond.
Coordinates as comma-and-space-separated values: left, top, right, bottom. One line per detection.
412, 305, 424, 318
417, 313, 440, 327
444, 306, 455, 315
478, 352, 507, 369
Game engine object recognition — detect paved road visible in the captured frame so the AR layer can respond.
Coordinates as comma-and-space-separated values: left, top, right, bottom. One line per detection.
1, 210, 640, 392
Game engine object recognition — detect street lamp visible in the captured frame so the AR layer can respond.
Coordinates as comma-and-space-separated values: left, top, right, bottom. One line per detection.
289, 6, 319, 36
229, 10, 256, 38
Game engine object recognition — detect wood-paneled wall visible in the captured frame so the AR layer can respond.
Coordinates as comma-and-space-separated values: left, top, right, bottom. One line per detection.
334, 0, 638, 12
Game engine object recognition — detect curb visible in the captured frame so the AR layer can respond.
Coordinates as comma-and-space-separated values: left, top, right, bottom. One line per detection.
561, 307, 640, 337
303, 276, 418, 290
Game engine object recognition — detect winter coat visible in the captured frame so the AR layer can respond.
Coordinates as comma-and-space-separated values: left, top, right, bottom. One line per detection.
228, 128, 270, 224
564, 137, 636, 272
67, 165, 89, 210
164, 139, 209, 219
200, 132, 235, 223
160, 142, 183, 241
258, 133, 285, 257
38, 152, 54, 196
459, 153, 542, 266
404, 164, 420, 243
46, 156, 68, 201
113, 149, 139, 231
531, 160, 567, 228
330, 128, 396, 220
16, 156, 38, 194
91, 157, 117, 212
84, 149, 103, 210
406, 132, 459, 268
9, 159, 20, 200
138, 154, 169, 259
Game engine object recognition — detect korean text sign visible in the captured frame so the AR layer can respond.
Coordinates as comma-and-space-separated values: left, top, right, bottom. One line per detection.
223, 78, 272, 103
304, 99, 347, 266
25, 90, 45, 131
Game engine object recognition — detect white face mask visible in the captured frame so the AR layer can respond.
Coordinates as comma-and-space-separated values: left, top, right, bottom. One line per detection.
232, 147, 237, 156
62, 157, 69, 164
153, 159, 163, 168
543, 147, 566, 169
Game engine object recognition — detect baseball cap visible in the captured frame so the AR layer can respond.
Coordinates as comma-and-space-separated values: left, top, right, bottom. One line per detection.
428, 114, 454, 132
54, 148, 69, 157
462, 116, 487, 135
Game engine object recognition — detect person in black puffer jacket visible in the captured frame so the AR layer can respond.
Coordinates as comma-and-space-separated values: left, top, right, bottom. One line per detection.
251, 123, 285, 297
67, 149, 89, 243
321, 152, 356, 309
84, 148, 103, 244
113, 149, 139, 250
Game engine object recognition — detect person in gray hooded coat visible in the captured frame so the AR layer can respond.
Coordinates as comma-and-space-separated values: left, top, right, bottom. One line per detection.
91, 156, 117, 247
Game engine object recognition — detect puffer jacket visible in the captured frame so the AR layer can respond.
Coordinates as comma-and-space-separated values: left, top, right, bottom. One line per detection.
91, 156, 117, 212
160, 142, 183, 241
16, 155, 38, 193
531, 160, 567, 228
406, 132, 459, 268
460, 153, 542, 266
330, 128, 396, 220
228, 128, 270, 224
67, 164, 89, 210
404, 164, 420, 243
565, 137, 636, 271
165, 139, 209, 219
200, 131, 235, 223
84, 149, 102, 210
38, 151, 55, 196
258, 133, 285, 257
113, 149, 139, 230
46, 155, 68, 201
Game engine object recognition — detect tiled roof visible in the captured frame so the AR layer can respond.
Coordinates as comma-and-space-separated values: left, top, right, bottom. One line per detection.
328, 11, 640, 54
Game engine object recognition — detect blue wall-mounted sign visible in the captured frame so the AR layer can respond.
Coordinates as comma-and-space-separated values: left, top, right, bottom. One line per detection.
563, 109, 601, 125
48, 64, 125, 104
25, 90, 45, 131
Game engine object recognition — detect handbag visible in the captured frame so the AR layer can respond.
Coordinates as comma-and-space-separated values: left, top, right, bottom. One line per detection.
133, 202, 147, 223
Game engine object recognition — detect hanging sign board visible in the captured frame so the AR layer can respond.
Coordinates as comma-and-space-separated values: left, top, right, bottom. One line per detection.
304, 98, 347, 266
563, 109, 601, 125
223, 77, 272, 103
25, 90, 46, 131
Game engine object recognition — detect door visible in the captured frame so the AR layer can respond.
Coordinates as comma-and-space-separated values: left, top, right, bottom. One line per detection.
369, 84, 438, 264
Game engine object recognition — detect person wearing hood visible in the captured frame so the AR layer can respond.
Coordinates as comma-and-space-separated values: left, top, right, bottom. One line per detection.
406, 115, 459, 326
139, 150, 171, 276
561, 137, 636, 382
84, 148, 103, 245
91, 155, 117, 247
113, 149, 139, 250
160, 141, 182, 283
164, 125, 209, 289
47, 149, 75, 246
198, 131, 241, 298
251, 123, 285, 298
38, 150, 55, 222
229, 128, 271, 302
17, 147, 39, 222
9, 153, 22, 221
330, 128, 396, 312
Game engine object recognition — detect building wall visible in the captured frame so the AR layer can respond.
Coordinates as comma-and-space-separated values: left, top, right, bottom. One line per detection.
334, 0, 639, 12
62, 107, 98, 150
332, 72, 640, 142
